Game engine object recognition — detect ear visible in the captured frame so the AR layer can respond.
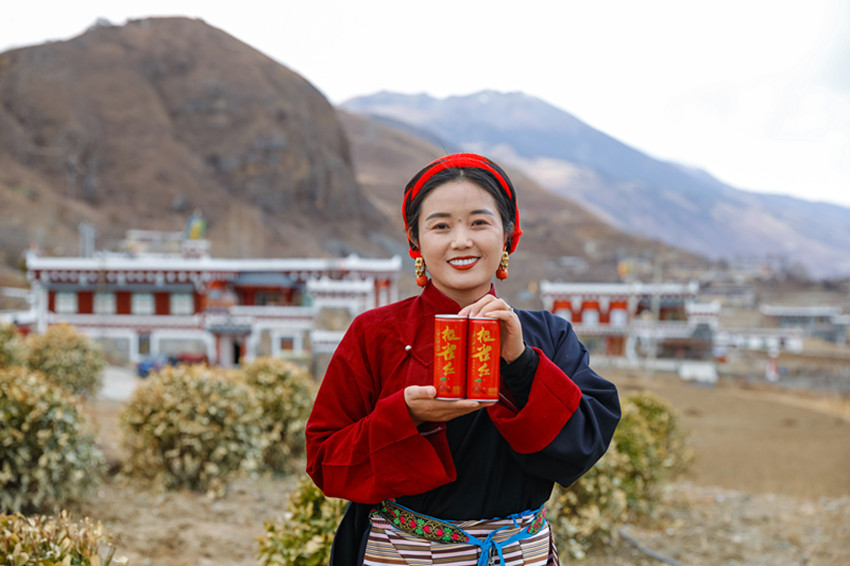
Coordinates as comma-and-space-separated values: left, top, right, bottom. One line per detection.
407, 228, 419, 251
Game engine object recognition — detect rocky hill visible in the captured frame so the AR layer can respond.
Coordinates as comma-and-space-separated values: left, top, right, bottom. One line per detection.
0, 18, 703, 306
342, 91, 850, 279
0, 17, 392, 270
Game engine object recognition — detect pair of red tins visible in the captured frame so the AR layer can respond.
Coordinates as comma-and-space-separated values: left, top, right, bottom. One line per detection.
433, 315, 500, 403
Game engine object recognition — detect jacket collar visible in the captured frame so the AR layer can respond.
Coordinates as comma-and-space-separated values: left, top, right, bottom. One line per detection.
419, 281, 498, 314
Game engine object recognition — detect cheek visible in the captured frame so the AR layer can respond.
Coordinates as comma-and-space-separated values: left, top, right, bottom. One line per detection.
417, 233, 441, 258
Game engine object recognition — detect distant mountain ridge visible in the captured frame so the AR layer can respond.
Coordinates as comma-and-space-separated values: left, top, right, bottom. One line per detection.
341, 91, 850, 278
0, 19, 683, 303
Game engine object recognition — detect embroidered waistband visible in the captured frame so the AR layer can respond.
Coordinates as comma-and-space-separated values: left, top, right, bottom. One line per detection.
371, 498, 547, 544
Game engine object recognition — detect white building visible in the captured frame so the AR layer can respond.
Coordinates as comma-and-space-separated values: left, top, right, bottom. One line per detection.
24, 240, 401, 370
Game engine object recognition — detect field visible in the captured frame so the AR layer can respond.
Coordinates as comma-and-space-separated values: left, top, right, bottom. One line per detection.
74, 369, 850, 566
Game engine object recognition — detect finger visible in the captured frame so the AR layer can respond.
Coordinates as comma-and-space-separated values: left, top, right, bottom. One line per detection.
450, 399, 483, 410
458, 295, 497, 317
476, 299, 513, 317
405, 385, 437, 400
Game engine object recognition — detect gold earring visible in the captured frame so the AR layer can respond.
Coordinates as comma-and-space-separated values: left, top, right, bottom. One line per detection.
495, 251, 509, 280
415, 257, 428, 287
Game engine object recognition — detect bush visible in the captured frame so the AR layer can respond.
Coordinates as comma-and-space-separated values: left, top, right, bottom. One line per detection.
0, 367, 104, 513
548, 391, 691, 558
613, 391, 692, 516
120, 364, 265, 496
547, 440, 629, 559
259, 392, 692, 563
0, 510, 128, 565
257, 477, 346, 566
0, 322, 25, 368
240, 357, 315, 473
26, 324, 106, 398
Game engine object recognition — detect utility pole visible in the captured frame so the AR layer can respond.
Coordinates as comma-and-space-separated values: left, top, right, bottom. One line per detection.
78, 222, 97, 258
647, 253, 662, 378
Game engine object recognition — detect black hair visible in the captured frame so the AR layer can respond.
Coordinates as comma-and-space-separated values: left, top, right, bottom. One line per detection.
404, 167, 516, 251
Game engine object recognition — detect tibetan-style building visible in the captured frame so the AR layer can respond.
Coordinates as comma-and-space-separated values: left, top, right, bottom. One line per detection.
25, 235, 401, 371
539, 280, 717, 360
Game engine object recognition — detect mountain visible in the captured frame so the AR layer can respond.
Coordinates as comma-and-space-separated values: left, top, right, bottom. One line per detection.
0, 18, 705, 306
0, 16, 392, 267
341, 91, 850, 279
336, 110, 703, 304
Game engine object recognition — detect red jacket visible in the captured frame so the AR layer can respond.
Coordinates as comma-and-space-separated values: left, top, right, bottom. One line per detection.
306, 283, 620, 510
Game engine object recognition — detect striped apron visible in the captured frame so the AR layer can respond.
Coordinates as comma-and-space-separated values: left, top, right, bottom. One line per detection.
363, 499, 559, 566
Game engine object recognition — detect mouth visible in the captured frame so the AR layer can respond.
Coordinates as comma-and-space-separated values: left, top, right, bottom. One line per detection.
448, 257, 479, 270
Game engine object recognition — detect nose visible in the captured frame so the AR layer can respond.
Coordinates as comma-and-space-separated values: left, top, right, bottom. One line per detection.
450, 225, 473, 249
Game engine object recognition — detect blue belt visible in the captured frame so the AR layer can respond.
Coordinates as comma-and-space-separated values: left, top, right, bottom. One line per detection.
372, 499, 547, 566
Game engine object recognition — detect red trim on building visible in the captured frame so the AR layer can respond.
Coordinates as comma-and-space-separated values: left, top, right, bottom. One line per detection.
155, 292, 170, 315
78, 291, 93, 314
116, 291, 131, 315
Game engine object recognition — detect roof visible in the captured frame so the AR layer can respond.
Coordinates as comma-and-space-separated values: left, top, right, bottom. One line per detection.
231, 272, 295, 287
760, 305, 842, 317
24, 252, 403, 275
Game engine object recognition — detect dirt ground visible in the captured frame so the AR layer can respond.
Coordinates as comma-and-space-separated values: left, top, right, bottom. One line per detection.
73, 370, 850, 566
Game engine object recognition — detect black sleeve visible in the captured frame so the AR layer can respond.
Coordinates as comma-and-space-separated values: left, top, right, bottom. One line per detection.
508, 311, 621, 488
499, 344, 538, 408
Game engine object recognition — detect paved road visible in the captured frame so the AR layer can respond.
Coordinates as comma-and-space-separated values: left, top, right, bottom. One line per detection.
99, 365, 140, 401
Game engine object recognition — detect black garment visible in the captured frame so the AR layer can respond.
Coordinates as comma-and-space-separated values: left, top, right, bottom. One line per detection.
328, 308, 620, 566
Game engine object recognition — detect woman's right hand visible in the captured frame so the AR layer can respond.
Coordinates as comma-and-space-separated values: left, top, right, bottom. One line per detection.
404, 385, 484, 426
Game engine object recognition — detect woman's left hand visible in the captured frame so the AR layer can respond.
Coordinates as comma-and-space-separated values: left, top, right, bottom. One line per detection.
458, 295, 525, 363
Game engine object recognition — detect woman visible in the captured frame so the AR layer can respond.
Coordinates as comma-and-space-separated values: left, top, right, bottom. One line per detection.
306, 153, 620, 565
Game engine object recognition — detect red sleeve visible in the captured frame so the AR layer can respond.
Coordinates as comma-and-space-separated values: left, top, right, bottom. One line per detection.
486, 347, 582, 454
305, 316, 456, 504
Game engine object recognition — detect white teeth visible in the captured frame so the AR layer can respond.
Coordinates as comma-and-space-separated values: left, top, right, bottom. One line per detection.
449, 258, 477, 266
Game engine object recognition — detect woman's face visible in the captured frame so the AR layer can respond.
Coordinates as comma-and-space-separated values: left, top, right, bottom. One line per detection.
416, 179, 506, 307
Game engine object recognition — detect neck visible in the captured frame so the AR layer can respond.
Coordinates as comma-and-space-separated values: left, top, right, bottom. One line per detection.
430, 280, 494, 308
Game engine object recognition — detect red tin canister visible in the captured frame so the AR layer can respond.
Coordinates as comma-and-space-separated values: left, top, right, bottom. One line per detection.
433, 315, 468, 400
466, 317, 501, 403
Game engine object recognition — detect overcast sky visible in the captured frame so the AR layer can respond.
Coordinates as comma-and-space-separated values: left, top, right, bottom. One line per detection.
4, 1, 850, 207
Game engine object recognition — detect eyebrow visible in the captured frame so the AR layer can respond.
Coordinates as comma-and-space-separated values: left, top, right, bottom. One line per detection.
424, 209, 495, 221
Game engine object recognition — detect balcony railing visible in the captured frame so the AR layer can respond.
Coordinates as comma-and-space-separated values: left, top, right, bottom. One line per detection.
48, 313, 203, 328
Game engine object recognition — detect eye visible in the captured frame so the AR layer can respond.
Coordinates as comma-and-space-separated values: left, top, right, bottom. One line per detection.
431, 222, 450, 231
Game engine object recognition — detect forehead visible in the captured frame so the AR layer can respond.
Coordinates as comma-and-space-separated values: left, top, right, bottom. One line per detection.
419, 180, 499, 214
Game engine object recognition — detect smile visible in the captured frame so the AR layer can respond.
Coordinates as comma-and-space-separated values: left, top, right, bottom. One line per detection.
448, 257, 479, 270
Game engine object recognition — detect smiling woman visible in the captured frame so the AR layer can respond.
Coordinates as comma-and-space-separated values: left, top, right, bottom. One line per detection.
414, 180, 506, 308
305, 153, 621, 566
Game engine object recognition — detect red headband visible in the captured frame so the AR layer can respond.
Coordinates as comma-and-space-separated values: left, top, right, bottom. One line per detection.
402, 153, 522, 258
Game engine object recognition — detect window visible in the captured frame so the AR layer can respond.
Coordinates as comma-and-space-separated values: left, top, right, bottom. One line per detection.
256, 291, 283, 306
93, 292, 116, 315
131, 293, 155, 315
555, 308, 572, 322
170, 293, 194, 315
276, 334, 302, 357
55, 292, 77, 314
610, 308, 628, 327
582, 310, 599, 325
138, 334, 151, 355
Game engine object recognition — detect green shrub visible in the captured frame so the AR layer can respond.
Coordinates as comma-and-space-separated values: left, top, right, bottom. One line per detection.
0, 322, 25, 368
547, 440, 629, 559
613, 390, 692, 515
240, 357, 315, 473
548, 390, 691, 558
120, 364, 265, 496
258, 392, 691, 563
0, 367, 104, 513
0, 510, 128, 565
257, 477, 346, 566
26, 324, 106, 398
